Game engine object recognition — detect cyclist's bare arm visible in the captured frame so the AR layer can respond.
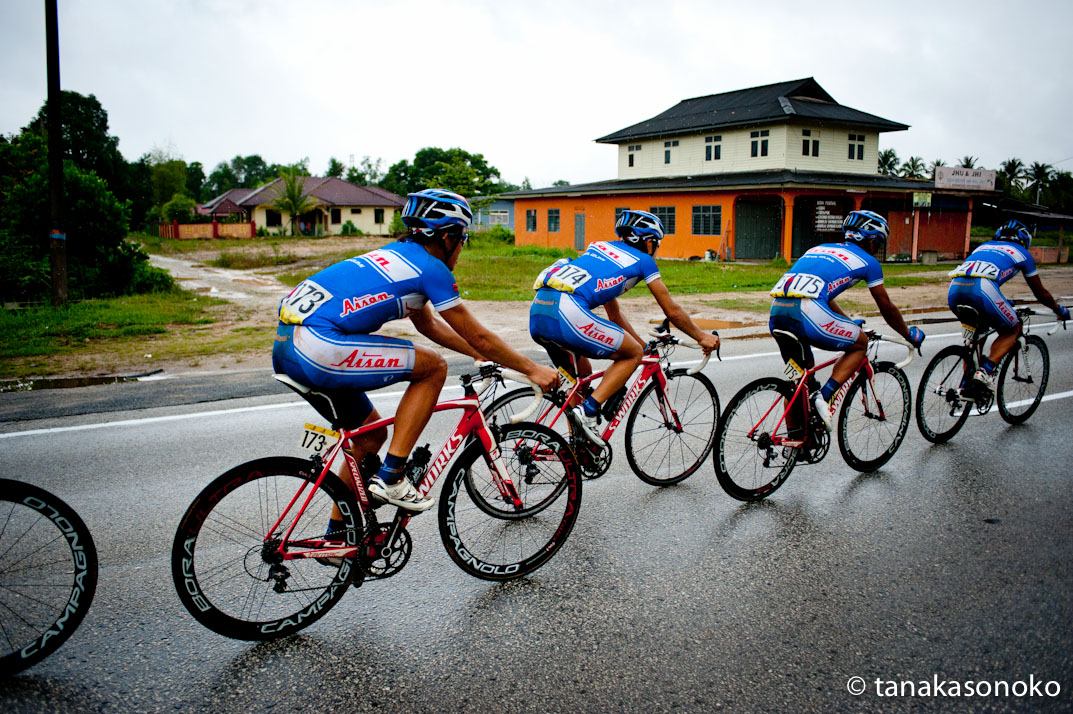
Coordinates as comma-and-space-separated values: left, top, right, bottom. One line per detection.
603, 297, 646, 347
647, 278, 720, 353
1025, 274, 1064, 314
409, 304, 483, 361
869, 284, 914, 342
439, 304, 558, 392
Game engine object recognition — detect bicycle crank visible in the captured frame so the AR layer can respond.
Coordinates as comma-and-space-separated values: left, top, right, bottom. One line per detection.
361, 523, 412, 579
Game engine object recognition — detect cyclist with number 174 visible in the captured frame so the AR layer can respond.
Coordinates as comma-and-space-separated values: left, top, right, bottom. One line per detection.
947, 219, 1070, 394
768, 210, 925, 430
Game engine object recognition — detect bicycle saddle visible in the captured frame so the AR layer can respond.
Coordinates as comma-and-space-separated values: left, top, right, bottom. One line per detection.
273, 373, 359, 431
952, 305, 981, 330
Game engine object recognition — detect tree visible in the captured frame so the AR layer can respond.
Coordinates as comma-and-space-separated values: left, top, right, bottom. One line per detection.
900, 156, 926, 179
24, 90, 124, 188
186, 161, 205, 202
345, 156, 385, 186
928, 159, 945, 179
204, 161, 238, 198
998, 158, 1025, 196
1027, 161, 1055, 204
150, 159, 188, 208
552, 179, 571, 186
326, 157, 346, 178
162, 192, 197, 223
232, 154, 271, 186
957, 156, 977, 169
272, 167, 318, 236
381, 147, 502, 197
877, 149, 899, 176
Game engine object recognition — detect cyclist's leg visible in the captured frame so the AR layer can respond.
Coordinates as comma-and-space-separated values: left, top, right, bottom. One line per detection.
962, 279, 1019, 383
797, 298, 863, 395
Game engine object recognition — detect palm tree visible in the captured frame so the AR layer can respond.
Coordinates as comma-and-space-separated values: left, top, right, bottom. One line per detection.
1027, 161, 1055, 204
999, 158, 1025, 195
877, 148, 900, 176
272, 167, 318, 236
928, 159, 946, 179
958, 156, 978, 169
900, 156, 926, 179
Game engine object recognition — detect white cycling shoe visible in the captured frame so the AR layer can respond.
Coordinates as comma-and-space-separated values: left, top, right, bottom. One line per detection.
368, 476, 434, 512
813, 392, 834, 433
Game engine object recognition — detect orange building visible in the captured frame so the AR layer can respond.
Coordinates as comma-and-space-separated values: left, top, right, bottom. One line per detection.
508, 79, 992, 262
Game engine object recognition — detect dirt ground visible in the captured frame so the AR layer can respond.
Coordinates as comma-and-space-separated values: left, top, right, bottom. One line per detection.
44, 239, 1073, 379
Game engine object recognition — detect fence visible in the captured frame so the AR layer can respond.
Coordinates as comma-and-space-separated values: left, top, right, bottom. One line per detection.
157, 220, 256, 240
1028, 246, 1068, 264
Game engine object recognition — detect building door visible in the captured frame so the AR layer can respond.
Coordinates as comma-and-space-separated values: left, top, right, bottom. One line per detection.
734, 199, 782, 259
574, 213, 586, 250
792, 197, 853, 258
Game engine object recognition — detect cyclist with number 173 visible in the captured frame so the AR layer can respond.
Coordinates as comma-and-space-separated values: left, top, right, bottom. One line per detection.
273, 188, 557, 516
768, 210, 925, 430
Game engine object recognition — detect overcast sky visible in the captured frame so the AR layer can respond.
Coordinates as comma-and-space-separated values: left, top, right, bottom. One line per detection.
2, 0, 1070, 189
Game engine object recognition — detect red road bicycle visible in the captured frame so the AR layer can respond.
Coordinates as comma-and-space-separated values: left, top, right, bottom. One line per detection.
916, 305, 1065, 443
483, 323, 719, 486
171, 364, 580, 641
713, 328, 915, 501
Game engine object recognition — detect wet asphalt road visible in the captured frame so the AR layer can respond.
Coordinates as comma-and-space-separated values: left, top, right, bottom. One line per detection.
1, 319, 1071, 713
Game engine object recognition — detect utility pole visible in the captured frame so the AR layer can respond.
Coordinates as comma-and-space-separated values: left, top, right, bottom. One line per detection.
46, 0, 67, 306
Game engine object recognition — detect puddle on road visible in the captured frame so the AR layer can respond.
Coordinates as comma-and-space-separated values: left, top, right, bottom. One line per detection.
0, 369, 164, 392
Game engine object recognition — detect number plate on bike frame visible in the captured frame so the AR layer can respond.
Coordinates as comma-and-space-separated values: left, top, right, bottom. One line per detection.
300, 423, 339, 454
960, 324, 976, 342
783, 359, 805, 379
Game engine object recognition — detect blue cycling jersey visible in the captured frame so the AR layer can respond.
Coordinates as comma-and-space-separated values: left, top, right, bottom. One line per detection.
770, 242, 884, 302
278, 239, 461, 332
534, 240, 660, 309
947, 240, 1037, 286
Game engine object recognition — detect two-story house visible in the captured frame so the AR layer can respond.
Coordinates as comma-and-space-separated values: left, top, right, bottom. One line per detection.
508, 78, 989, 261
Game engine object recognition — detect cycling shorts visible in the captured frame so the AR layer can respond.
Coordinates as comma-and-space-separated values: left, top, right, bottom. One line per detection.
272, 324, 416, 425
948, 277, 1017, 331
529, 288, 624, 359
769, 298, 862, 359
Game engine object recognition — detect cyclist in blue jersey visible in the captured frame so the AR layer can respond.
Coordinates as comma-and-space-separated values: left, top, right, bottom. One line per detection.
274, 189, 557, 513
529, 209, 720, 445
769, 210, 925, 431
948, 219, 1069, 393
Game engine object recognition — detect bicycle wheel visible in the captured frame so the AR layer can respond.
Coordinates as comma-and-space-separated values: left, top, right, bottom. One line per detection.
997, 335, 1049, 425
171, 457, 364, 641
485, 387, 571, 438
624, 370, 720, 486
713, 378, 799, 501
915, 346, 974, 443
439, 423, 581, 580
838, 361, 912, 472
0, 480, 98, 677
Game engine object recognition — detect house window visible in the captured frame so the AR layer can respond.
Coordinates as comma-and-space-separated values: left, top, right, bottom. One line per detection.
526, 209, 537, 232
751, 130, 769, 157
350, 208, 361, 214
691, 205, 721, 235
614, 207, 630, 222
331, 208, 341, 224
628, 154, 634, 168
705, 135, 722, 161
649, 206, 675, 235
801, 130, 819, 157
848, 133, 865, 160
374, 208, 385, 224
266, 209, 282, 227
627, 144, 641, 168
548, 208, 560, 233
489, 210, 509, 226
664, 140, 679, 164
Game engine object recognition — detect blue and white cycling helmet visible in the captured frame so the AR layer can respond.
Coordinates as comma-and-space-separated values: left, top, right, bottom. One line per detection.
995, 219, 1032, 249
842, 210, 889, 252
402, 188, 473, 237
615, 209, 665, 248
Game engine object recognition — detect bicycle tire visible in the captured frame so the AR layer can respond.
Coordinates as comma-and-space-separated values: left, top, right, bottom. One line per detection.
439, 423, 581, 580
915, 346, 973, 444
838, 361, 912, 472
485, 387, 571, 439
624, 370, 720, 486
171, 457, 364, 641
713, 378, 799, 501
0, 480, 98, 677
997, 334, 1049, 425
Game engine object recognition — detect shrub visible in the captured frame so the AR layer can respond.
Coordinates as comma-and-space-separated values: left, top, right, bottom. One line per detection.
485, 224, 514, 244
340, 220, 363, 236
163, 192, 197, 223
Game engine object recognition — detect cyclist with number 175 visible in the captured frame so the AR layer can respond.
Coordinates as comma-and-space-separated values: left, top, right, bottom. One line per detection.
768, 210, 925, 430
947, 219, 1070, 393
273, 188, 557, 516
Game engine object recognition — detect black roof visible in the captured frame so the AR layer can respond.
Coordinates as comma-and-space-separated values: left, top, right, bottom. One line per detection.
502, 169, 935, 198
595, 78, 909, 144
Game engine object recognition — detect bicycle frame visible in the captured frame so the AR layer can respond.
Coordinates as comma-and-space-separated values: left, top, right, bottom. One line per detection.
268, 388, 519, 564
